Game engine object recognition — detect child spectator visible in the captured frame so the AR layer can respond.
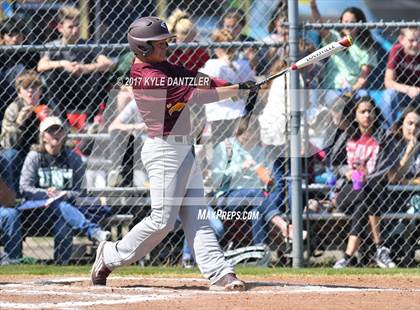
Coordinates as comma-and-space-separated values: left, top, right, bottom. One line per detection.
221, 8, 254, 42
332, 96, 396, 268
385, 104, 419, 264
384, 28, 420, 124
388, 104, 419, 186
19, 116, 111, 264
167, 9, 210, 143
37, 6, 114, 121
167, 9, 209, 71
220, 8, 256, 70
310, 0, 378, 96
256, 5, 289, 75
199, 29, 255, 146
0, 71, 52, 191
0, 17, 39, 120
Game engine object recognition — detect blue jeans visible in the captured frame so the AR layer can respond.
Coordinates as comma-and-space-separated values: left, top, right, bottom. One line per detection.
182, 206, 224, 261
19, 199, 101, 264
75, 198, 112, 224
220, 187, 284, 246
0, 148, 25, 192
0, 207, 22, 259
212, 156, 286, 246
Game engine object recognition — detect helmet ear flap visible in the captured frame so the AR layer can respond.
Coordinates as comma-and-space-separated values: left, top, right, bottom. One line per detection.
142, 41, 154, 56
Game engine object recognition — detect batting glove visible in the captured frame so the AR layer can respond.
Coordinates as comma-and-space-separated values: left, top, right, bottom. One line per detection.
238, 81, 258, 90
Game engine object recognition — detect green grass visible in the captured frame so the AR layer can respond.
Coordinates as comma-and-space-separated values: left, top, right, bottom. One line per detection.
1, 265, 420, 277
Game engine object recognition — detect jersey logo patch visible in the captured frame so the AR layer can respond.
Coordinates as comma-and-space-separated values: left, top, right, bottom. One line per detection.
167, 102, 186, 115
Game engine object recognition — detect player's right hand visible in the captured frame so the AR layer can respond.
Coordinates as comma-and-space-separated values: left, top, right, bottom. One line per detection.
238, 81, 259, 90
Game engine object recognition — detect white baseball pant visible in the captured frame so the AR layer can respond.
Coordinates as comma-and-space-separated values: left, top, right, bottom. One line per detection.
102, 136, 234, 283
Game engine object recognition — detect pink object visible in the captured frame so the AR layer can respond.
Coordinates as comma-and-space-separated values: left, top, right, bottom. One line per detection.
290, 64, 298, 70
352, 170, 364, 191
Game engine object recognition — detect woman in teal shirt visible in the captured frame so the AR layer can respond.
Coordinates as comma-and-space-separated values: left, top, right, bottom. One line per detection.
310, 0, 378, 93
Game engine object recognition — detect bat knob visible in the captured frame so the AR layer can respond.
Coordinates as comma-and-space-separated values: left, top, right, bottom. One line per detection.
290, 64, 298, 70
339, 35, 353, 47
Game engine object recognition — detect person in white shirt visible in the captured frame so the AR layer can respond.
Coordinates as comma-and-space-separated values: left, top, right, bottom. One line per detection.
199, 29, 255, 146
107, 100, 148, 187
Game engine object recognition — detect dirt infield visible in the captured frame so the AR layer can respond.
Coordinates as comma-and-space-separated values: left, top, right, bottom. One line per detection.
0, 274, 419, 309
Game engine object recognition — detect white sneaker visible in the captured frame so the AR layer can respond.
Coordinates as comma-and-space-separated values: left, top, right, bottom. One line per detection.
107, 167, 123, 187
90, 241, 111, 286
282, 224, 308, 241
333, 257, 350, 269
374, 246, 396, 268
91, 229, 111, 243
182, 259, 195, 269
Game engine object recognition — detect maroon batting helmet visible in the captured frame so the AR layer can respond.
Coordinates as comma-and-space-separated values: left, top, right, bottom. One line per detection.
127, 17, 175, 56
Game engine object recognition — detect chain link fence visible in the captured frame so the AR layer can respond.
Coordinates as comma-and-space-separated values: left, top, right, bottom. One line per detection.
0, 1, 419, 268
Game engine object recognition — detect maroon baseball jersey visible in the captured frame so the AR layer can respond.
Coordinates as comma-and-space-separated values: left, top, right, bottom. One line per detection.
130, 61, 229, 137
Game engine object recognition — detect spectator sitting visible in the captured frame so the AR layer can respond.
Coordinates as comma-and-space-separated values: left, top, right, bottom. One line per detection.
331, 96, 396, 269
167, 9, 210, 71
256, 6, 289, 75
384, 28, 420, 125
0, 154, 22, 265
258, 37, 320, 148
387, 104, 419, 210
0, 71, 52, 192
0, 17, 40, 121
259, 58, 307, 147
19, 116, 111, 264
307, 95, 355, 215
199, 29, 255, 146
313, 94, 354, 188
220, 8, 256, 70
385, 104, 419, 264
106, 100, 148, 187
167, 9, 210, 145
310, 0, 378, 100
37, 6, 114, 122
211, 117, 306, 246
388, 105, 420, 185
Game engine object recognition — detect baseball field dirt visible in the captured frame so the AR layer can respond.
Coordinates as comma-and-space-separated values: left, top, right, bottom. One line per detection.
0, 269, 419, 309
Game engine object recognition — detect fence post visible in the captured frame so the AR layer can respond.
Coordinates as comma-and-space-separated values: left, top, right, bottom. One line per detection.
94, 1, 102, 43
288, 0, 304, 268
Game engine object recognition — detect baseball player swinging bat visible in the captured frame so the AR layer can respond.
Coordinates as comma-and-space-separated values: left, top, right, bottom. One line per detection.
255, 35, 353, 87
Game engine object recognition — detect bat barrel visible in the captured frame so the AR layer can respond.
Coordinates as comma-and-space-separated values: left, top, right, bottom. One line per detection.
290, 35, 353, 70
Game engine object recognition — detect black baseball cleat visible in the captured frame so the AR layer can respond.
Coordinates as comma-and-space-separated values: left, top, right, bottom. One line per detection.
90, 241, 111, 286
209, 273, 246, 291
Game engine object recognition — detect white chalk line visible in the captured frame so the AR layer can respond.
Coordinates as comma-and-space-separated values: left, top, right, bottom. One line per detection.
0, 276, 419, 309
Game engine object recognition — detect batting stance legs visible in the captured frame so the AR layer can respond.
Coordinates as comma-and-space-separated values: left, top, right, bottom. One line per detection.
93, 137, 236, 285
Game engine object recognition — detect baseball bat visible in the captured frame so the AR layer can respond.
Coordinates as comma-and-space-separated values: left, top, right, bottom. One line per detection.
256, 35, 353, 87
